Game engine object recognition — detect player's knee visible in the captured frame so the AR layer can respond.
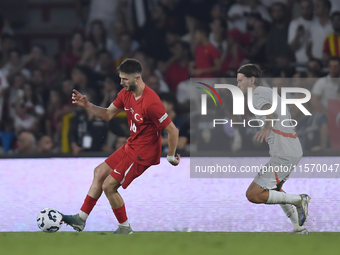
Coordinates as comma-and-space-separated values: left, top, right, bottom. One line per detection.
102, 180, 110, 193
93, 166, 101, 179
102, 178, 119, 194
93, 165, 106, 182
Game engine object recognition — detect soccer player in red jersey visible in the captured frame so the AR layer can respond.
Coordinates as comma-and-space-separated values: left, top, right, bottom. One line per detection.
61, 59, 180, 234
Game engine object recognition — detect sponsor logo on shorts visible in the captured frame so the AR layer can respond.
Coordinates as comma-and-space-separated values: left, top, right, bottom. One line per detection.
113, 169, 121, 175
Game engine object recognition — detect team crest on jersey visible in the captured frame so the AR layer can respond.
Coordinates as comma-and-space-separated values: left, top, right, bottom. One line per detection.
134, 113, 143, 122
124, 106, 143, 122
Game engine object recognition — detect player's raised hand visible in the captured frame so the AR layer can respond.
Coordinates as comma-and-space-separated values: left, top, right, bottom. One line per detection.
167, 153, 181, 166
72, 89, 90, 108
254, 127, 270, 143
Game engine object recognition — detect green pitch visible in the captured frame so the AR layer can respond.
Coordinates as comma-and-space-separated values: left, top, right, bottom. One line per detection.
0, 232, 338, 255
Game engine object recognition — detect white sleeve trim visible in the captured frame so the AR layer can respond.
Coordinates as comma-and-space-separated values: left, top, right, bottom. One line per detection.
158, 113, 168, 123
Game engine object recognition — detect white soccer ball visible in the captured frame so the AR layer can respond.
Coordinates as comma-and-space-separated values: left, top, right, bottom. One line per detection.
37, 208, 63, 232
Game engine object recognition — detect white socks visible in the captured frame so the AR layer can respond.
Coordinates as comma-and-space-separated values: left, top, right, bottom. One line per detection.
280, 204, 304, 231
266, 190, 301, 205
119, 220, 130, 227
78, 211, 89, 221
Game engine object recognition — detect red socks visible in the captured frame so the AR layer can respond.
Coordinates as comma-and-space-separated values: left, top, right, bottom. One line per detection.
80, 196, 127, 224
112, 204, 128, 223
80, 195, 98, 215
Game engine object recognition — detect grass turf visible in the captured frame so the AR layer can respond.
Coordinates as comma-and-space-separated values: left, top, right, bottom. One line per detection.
0, 232, 338, 255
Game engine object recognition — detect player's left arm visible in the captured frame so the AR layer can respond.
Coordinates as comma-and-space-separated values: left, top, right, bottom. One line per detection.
163, 122, 180, 166
254, 104, 278, 143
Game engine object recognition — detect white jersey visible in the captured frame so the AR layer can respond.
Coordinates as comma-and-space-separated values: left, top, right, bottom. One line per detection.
252, 86, 303, 157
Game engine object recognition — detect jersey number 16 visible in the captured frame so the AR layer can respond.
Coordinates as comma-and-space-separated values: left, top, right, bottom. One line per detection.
130, 120, 137, 133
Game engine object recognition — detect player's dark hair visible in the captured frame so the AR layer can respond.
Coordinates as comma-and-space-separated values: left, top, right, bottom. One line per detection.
117, 59, 142, 75
237, 64, 262, 86
331, 11, 340, 20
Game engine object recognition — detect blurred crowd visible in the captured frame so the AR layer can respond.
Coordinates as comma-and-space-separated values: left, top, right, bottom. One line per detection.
0, 0, 340, 156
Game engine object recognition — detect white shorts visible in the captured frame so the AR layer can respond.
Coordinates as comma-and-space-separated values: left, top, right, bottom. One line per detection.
253, 156, 302, 190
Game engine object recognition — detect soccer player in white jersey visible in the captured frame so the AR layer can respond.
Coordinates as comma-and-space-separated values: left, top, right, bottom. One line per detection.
236, 64, 311, 234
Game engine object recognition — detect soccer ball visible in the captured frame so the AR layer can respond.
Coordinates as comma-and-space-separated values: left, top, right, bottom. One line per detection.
37, 208, 63, 232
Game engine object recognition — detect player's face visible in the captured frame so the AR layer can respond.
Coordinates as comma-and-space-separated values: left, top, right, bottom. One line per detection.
237, 73, 251, 94
119, 72, 138, 92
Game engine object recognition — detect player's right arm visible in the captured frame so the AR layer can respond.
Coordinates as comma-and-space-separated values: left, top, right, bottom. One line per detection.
72, 89, 122, 121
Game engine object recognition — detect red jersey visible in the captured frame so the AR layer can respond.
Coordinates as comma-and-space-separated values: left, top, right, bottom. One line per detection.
112, 85, 172, 166
194, 43, 220, 78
